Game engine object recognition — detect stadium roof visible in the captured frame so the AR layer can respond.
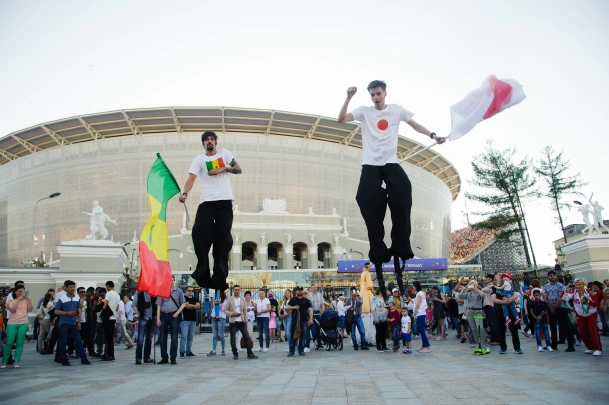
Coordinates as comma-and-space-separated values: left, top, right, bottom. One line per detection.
0, 106, 461, 200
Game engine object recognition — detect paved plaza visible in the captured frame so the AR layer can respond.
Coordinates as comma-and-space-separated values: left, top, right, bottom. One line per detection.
1, 332, 607, 405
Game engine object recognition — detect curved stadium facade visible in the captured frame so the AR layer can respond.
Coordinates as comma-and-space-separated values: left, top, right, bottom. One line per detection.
0, 107, 461, 267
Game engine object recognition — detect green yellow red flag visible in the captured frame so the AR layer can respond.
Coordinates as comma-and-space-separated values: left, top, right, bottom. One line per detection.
137, 153, 180, 298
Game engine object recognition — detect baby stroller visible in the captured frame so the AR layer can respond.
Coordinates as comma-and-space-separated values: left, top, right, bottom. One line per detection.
315, 309, 343, 351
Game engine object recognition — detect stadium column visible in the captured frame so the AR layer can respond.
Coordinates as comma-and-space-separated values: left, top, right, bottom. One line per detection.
284, 245, 293, 270
257, 246, 268, 271
231, 244, 242, 271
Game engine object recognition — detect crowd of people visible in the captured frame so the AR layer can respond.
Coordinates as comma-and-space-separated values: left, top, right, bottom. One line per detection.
1, 273, 607, 369
450, 226, 496, 264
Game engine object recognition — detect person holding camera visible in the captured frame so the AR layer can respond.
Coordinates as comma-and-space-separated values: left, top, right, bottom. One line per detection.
1, 284, 32, 369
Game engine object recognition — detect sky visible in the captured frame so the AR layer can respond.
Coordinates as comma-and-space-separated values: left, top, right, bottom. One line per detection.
1, 0, 608, 267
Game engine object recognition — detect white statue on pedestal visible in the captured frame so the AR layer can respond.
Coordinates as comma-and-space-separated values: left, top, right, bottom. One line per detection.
82, 200, 115, 240
577, 204, 595, 235
589, 193, 609, 233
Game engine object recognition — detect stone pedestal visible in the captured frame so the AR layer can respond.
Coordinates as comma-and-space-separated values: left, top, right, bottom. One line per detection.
56, 240, 128, 288
561, 234, 609, 282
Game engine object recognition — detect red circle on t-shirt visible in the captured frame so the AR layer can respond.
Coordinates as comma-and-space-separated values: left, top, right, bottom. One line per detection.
377, 119, 389, 130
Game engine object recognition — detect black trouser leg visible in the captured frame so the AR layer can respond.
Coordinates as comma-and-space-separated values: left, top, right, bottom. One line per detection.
356, 165, 389, 264
191, 202, 216, 288
556, 307, 575, 348
383, 164, 414, 261
375, 321, 388, 350
103, 320, 116, 358
210, 200, 233, 290
548, 311, 559, 350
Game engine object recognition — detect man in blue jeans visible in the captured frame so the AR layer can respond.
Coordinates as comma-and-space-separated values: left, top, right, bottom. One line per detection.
54, 280, 91, 366
180, 286, 200, 358
155, 278, 185, 365
306, 283, 324, 351
346, 290, 369, 350
133, 291, 154, 365
286, 287, 313, 356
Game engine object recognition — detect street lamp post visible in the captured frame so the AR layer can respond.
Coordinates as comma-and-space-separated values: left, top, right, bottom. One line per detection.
25, 192, 61, 267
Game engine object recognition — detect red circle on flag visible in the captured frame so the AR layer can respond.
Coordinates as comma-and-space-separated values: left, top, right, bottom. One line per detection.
377, 119, 388, 130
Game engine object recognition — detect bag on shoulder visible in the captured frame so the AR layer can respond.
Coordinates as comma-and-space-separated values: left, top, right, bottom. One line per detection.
37, 304, 45, 320
170, 294, 183, 322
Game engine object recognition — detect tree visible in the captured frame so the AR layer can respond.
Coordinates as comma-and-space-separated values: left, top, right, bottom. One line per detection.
534, 145, 586, 244
466, 141, 540, 268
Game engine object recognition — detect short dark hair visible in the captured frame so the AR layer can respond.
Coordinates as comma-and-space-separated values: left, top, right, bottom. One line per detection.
367, 80, 386, 92
77, 287, 85, 293
64, 280, 76, 287
201, 131, 218, 144
86, 287, 95, 293
98, 287, 107, 294
47, 288, 55, 293
533, 289, 541, 295
244, 290, 251, 296
233, 284, 240, 289
547, 270, 557, 276
412, 281, 422, 292
106, 281, 114, 288
485, 274, 494, 279
14, 280, 24, 287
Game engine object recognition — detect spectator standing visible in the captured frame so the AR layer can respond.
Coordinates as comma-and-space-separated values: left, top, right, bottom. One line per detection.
591, 281, 609, 336
459, 280, 489, 354
124, 295, 135, 340
346, 290, 369, 350
55, 281, 91, 366
388, 301, 401, 351
521, 287, 534, 337
180, 286, 200, 358
561, 278, 603, 356
431, 286, 447, 341
279, 290, 293, 345
132, 291, 154, 365
76, 287, 90, 355
371, 288, 388, 352
529, 289, 552, 352
207, 289, 227, 357
544, 270, 575, 352
93, 288, 106, 357
240, 291, 256, 352
155, 278, 185, 364
491, 273, 522, 354
255, 290, 271, 352
401, 306, 412, 354
84, 287, 97, 356
413, 281, 430, 353
1, 284, 33, 368
101, 281, 120, 362
37, 293, 54, 354
224, 285, 257, 360
337, 295, 347, 333
286, 286, 313, 357
307, 284, 324, 350
481, 274, 500, 345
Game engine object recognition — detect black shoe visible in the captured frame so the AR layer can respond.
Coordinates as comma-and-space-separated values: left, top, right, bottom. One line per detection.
353, 345, 359, 350
461, 338, 466, 344
171, 358, 177, 365
136, 359, 142, 365
54, 357, 62, 363
81, 359, 91, 365
565, 347, 575, 352
360, 346, 369, 350
157, 358, 169, 364
299, 351, 305, 356
180, 353, 185, 358
125, 345, 134, 349
186, 351, 196, 357
233, 354, 239, 360
248, 353, 258, 359
101, 356, 115, 362
287, 353, 294, 357
61, 360, 70, 366
144, 359, 154, 364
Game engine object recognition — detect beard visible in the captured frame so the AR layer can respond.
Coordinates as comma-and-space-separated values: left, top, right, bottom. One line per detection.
206, 143, 215, 151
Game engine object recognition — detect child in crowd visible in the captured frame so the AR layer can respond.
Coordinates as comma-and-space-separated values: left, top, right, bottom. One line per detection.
400, 307, 412, 354
269, 305, 277, 343
387, 301, 401, 351
494, 271, 521, 326
529, 289, 552, 352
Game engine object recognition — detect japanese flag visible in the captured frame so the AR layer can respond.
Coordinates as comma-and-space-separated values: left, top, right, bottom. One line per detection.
447, 75, 526, 141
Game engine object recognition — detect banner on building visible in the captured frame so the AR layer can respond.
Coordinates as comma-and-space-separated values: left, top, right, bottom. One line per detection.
337, 258, 448, 273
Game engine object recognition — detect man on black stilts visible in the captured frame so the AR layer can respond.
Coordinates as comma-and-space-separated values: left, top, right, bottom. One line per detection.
179, 131, 242, 292
338, 81, 445, 301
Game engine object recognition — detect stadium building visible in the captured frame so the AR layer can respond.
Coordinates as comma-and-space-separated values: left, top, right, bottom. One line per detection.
0, 107, 461, 276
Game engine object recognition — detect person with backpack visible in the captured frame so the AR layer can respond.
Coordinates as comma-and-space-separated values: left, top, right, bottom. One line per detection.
37, 293, 55, 354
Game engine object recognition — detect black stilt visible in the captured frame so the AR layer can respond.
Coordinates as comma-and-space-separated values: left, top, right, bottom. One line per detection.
375, 262, 387, 301
394, 255, 405, 295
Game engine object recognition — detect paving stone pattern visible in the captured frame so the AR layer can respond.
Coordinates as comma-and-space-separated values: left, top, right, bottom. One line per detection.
1, 333, 607, 405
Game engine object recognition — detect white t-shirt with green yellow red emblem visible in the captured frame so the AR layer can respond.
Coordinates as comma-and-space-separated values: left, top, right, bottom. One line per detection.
189, 149, 235, 203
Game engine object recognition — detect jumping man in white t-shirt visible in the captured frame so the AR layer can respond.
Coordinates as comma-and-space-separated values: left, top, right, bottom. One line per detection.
179, 131, 242, 291
338, 81, 445, 300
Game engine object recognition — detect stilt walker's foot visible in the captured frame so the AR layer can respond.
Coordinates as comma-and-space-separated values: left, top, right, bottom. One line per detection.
191, 266, 211, 288
394, 255, 405, 294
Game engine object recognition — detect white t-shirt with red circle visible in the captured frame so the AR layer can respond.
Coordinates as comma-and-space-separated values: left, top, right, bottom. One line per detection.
349, 104, 414, 166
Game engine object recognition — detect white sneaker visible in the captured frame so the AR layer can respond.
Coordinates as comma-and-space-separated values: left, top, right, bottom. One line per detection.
592, 350, 602, 356
284, 349, 289, 352
262, 348, 269, 352
584, 349, 593, 354
304, 347, 311, 353
547, 347, 554, 352
255, 347, 263, 352
538, 346, 543, 352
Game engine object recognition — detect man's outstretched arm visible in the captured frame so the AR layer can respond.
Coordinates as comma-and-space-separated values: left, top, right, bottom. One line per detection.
226, 158, 242, 174
179, 173, 197, 203
407, 120, 446, 144
338, 87, 357, 123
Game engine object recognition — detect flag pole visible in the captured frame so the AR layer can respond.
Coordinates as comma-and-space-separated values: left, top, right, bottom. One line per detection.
180, 193, 190, 230
397, 141, 438, 165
